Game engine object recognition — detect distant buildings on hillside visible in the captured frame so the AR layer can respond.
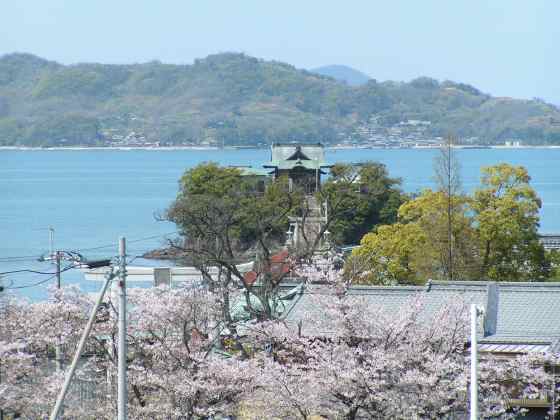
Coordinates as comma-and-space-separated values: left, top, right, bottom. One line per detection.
94, 115, 517, 149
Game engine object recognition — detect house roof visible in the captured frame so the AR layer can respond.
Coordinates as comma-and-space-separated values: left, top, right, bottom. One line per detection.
265, 159, 328, 171
282, 281, 560, 353
271, 143, 325, 161
230, 283, 304, 322
228, 166, 272, 177
265, 143, 330, 171
242, 250, 292, 287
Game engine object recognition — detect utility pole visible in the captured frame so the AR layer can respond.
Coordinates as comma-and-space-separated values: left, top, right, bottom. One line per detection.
49, 239, 121, 420
45, 227, 64, 371
55, 249, 64, 372
0, 277, 4, 420
50, 265, 114, 419
55, 251, 61, 289
118, 236, 128, 420
0, 361, 3, 420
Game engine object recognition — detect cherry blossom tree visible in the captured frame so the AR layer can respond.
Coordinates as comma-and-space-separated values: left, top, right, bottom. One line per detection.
247, 285, 559, 419
0, 285, 258, 419
120, 285, 258, 419
0, 287, 102, 418
1, 270, 558, 419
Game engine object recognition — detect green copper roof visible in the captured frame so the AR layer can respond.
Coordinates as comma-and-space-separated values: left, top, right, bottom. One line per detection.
239, 167, 271, 177
228, 165, 271, 177
266, 159, 325, 170
230, 283, 305, 322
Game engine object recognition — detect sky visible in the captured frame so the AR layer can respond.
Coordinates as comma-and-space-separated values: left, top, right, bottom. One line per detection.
1, 0, 558, 103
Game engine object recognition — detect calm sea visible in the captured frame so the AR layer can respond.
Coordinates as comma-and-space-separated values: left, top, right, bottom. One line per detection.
1, 148, 560, 300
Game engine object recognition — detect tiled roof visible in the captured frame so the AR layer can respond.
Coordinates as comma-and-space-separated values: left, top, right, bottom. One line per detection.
242, 250, 292, 287
478, 343, 552, 354
283, 281, 560, 353
493, 283, 560, 340
270, 143, 325, 164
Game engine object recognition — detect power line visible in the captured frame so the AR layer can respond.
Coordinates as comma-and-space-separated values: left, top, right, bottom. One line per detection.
70, 231, 178, 253
0, 255, 43, 262
0, 232, 178, 262
1, 253, 145, 281
128, 232, 178, 243
0, 278, 14, 288
0, 231, 179, 291
0, 231, 177, 269
6, 273, 58, 290
5, 265, 76, 290
1, 264, 75, 279
0, 265, 75, 276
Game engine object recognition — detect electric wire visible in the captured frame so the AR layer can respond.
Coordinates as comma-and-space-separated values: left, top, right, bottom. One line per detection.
0, 255, 41, 262
0, 231, 178, 272
69, 231, 178, 253
5, 265, 77, 290
0, 265, 76, 276
0, 232, 179, 291
5, 273, 59, 290
128, 232, 178, 243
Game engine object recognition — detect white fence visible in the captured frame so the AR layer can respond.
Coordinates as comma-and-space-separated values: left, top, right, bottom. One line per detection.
81, 263, 254, 287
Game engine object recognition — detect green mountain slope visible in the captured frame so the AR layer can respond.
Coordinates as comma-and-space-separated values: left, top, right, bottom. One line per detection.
0, 52, 559, 147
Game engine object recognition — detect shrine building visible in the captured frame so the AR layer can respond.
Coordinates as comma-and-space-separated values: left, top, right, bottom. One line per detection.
263, 143, 332, 193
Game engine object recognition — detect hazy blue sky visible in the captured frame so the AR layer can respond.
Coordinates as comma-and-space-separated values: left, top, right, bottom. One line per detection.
1, 1, 558, 103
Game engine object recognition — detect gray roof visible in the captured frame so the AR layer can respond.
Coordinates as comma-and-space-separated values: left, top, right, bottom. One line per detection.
268, 143, 326, 167
283, 281, 560, 354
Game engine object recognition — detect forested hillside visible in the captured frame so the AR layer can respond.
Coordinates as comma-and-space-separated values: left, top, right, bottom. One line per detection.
1, 52, 559, 147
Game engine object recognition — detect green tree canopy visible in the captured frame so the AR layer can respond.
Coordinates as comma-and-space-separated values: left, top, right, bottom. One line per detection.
351, 222, 427, 285
319, 162, 406, 245
473, 163, 547, 281
352, 163, 549, 284
165, 161, 406, 317
166, 163, 300, 320
168, 162, 295, 254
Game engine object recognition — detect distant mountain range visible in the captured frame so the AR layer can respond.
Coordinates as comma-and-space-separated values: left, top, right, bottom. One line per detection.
0, 52, 559, 147
310, 65, 371, 86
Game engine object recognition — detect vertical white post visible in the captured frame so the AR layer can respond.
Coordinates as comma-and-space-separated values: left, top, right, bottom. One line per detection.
118, 237, 128, 420
49, 226, 54, 258
49, 268, 116, 420
470, 304, 479, 420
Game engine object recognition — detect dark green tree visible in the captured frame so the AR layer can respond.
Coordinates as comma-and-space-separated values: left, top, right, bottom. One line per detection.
320, 162, 406, 245
166, 163, 301, 321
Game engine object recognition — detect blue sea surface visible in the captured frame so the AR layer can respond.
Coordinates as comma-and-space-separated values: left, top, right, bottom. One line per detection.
1, 148, 560, 300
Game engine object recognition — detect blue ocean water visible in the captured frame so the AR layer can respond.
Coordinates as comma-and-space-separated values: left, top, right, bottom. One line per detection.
1, 148, 560, 300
